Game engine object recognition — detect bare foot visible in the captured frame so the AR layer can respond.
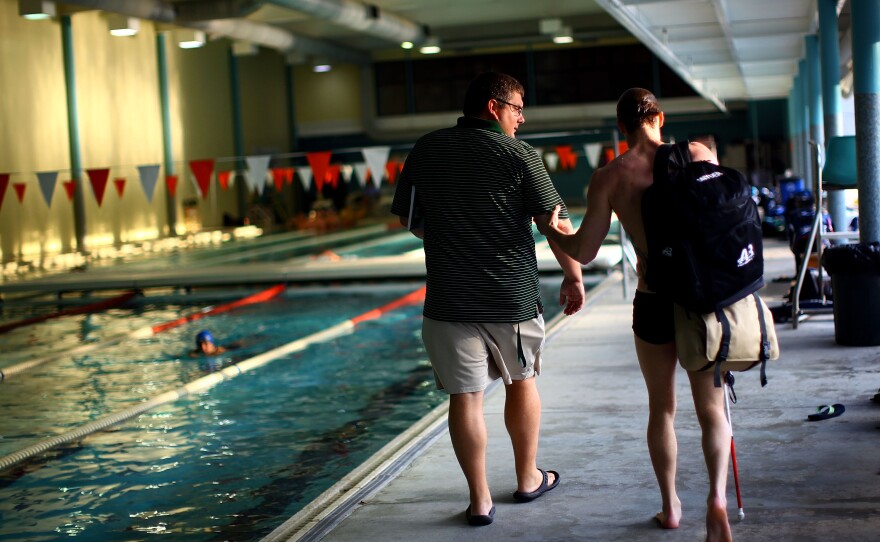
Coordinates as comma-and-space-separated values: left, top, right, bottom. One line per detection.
706, 503, 732, 542
654, 500, 681, 529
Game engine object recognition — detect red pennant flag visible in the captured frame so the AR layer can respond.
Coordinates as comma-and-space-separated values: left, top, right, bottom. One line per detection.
114, 178, 126, 197
63, 180, 76, 201
556, 146, 578, 170
272, 168, 285, 192
13, 183, 26, 203
306, 151, 332, 192
0, 173, 9, 209
166, 175, 178, 197
327, 164, 341, 189
218, 171, 231, 190
385, 160, 400, 185
189, 159, 214, 199
86, 168, 110, 206
285, 167, 295, 184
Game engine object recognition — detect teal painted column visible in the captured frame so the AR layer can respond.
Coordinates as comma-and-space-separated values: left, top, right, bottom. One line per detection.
228, 50, 247, 221
61, 15, 86, 252
818, 0, 847, 231
156, 33, 177, 236
798, 60, 812, 188
851, 0, 880, 243
806, 35, 824, 202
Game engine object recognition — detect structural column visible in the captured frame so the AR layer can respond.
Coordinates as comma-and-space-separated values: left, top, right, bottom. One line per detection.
798, 60, 812, 188
156, 33, 177, 236
806, 36, 824, 191
818, 0, 848, 231
851, 0, 880, 243
61, 16, 86, 252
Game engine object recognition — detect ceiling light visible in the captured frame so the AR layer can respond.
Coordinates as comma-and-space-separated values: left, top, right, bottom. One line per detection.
553, 27, 574, 44
312, 57, 332, 73
108, 14, 140, 37
419, 37, 441, 55
176, 29, 206, 49
19, 0, 55, 20
400, 41, 414, 50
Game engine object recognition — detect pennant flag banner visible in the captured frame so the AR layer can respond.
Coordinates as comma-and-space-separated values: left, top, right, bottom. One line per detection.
284, 167, 295, 184
340, 164, 353, 183
13, 183, 26, 203
384, 160, 401, 185
297, 167, 313, 192
544, 152, 559, 172
584, 143, 603, 169
272, 168, 286, 192
63, 180, 76, 201
86, 168, 110, 206
352, 163, 369, 189
327, 164, 341, 189
36, 171, 58, 207
189, 159, 214, 199
218, 170, 232, 191
137, 164, 161, 203
556, 146, 577, 170
114, 178, 126, 198
166, 175, 178, 197
362, 146, 390, 188
0, 173, 10, 210
245, 155, 271, 195
306, 151, 332, 192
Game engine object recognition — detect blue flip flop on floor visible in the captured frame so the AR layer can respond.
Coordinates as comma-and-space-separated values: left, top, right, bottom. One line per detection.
512, 468, 560, 502
807, 403, 846, 421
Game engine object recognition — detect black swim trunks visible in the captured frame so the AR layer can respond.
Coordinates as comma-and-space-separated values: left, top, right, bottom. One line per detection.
632, 290, 675, 345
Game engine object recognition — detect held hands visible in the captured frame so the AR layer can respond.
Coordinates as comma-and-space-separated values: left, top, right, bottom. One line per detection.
559, 276, 585, 315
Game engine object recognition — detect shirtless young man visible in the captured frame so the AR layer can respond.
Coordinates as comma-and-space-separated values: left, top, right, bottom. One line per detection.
534, 88, 733, 542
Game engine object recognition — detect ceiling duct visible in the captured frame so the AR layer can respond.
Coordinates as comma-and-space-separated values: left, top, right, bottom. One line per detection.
60, 0, 369, 64
267, 0, 426, 44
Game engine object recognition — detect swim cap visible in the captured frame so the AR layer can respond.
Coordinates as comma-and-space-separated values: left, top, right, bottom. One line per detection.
195, 330, 214, 347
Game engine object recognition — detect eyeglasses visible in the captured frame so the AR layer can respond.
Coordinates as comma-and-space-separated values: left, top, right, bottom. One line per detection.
494, 97, 524, 117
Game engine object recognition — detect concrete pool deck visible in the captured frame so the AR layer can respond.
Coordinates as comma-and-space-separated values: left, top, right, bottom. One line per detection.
269, 238, 880, 542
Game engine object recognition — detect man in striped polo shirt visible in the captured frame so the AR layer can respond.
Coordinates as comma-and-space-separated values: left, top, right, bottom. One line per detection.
391, 71, 585, 526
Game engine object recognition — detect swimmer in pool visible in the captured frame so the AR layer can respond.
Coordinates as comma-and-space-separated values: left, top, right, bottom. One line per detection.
189, 330, 229, 357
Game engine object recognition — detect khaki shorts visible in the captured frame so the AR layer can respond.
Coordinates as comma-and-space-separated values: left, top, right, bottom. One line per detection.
421, 315, 545, 394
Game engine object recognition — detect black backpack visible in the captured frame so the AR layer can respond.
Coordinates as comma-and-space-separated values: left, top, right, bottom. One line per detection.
643, 141, 764, 314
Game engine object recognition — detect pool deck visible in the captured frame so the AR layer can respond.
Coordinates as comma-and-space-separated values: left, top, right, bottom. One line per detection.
270, 238, 880, 542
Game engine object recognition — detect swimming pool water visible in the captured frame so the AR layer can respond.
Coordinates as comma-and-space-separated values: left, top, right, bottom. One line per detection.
0, 276, 573, 541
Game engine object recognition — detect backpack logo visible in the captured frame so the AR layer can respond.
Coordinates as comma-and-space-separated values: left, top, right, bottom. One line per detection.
737, 244, 755, 267
662, 247, 673, 257
695, 171, 724, 183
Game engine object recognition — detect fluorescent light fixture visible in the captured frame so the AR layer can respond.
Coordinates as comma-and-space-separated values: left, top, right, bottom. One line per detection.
419, 37, 441, 54
552, 27, 574, 44
312, 57, 332, 73
176, 29, 206, 49
108, 14, 140, 37
400, 41, 414, 49
19, 0, 55, 20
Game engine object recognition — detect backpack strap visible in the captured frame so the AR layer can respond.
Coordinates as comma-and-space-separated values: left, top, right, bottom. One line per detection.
669, 140, 692, 167
713, 306, 732, 387
754, 292, 770, 387
652, 143, 674, 186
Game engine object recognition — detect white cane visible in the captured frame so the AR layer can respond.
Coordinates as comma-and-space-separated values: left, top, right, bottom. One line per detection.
723, 372, 745, 520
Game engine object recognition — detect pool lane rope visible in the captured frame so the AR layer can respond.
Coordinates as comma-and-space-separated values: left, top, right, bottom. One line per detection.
0, 286, 427, 474
0, 284, 286, 383
0, 290, 137, 335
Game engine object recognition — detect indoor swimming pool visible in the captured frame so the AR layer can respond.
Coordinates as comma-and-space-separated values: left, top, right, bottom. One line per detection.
0, 224, 594, 541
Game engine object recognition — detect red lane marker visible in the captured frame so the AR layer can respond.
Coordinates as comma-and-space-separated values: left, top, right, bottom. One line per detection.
150, 284, 286, 334
0, 291, 137, 335
349, 286, 426, 325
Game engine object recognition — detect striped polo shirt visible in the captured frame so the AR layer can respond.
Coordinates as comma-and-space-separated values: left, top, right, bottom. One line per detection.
391, 116, 569, 323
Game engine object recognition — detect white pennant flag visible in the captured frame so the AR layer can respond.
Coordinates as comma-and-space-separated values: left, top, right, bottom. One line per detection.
340, 164, 353, 183
137, 164, 161, 203
584, 143, 603, 169
352, 162, 369, 189
543, 152, 559, 172
245, 155, 271, 195
361, 146, 391, 188
36, 171, 58, 207
298, 167, 313, 191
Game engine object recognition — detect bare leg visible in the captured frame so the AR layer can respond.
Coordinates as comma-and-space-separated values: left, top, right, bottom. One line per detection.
448, 391, 493, 516
504, 378, 556, 493
634, 336, 682, 529
687, 370, 733, 542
